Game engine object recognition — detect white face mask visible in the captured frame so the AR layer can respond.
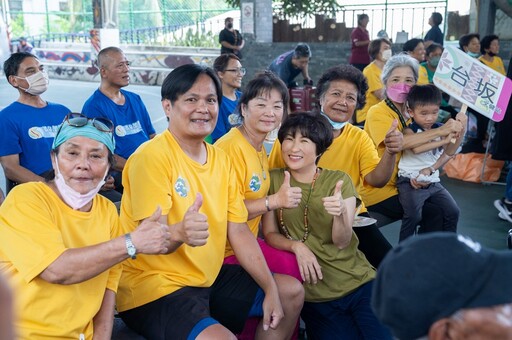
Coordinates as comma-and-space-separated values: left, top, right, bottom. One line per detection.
16, 70, 49, 95
53, 156, 108, 210
320, 111, 348, 130
381, 49, 392, 61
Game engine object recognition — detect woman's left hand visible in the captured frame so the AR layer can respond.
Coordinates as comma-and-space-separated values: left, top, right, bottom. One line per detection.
322, 180, 347, 216
384, 119, 404, 154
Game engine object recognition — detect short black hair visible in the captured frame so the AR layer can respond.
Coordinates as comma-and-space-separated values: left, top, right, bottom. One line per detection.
426, 42, 443, 56
406, 84, 442, 110
403, 38, 424, 53
480, 34, 499, 55
368, 38, 391, 60
213, 53, 240, 73
431, 12, 443, 26
161, 64, 222, 105
357, 14, 369, 26
237, 70, 289, 121
316, 64, 368, 110
278, 112, 333, 160
459, 33, 480, 51
293, 43, 312, 59
3, 52, 38, 81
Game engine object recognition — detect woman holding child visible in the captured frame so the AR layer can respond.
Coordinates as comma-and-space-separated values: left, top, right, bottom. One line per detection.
363, 54, 465, 235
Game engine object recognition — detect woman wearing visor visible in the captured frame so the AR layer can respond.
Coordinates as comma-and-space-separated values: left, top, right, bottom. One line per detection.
0, 113, 171, 339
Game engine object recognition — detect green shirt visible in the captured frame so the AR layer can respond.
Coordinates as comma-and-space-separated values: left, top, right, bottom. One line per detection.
269, 168, 375, 302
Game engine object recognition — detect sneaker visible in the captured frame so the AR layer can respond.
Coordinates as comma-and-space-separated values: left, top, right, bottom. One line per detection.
494, 198, 512, 223
498, 212, 512, 222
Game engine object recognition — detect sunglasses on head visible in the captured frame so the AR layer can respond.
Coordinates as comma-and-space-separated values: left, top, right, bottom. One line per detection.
61, 113, 114, 132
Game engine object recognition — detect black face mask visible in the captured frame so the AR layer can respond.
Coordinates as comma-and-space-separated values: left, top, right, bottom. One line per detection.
488, 52, 496, 57
227, 23, 233, 29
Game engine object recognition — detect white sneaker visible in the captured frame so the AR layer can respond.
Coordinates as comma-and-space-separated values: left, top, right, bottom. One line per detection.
495, 199, 512, 223
498, 212, 512, 222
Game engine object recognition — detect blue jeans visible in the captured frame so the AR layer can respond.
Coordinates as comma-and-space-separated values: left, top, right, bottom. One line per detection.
397, 177, 460, 242
506, 166, 512, 201
301, 281, 392, 340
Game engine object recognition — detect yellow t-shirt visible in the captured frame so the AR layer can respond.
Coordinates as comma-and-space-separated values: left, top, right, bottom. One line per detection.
357, 62, 383, 123
215, 128, 269, 258
479, 56, 506, 75
117, 129, 248, 312
0, 182, 120, 340
417, 65, 430, 85
362, 100, 411, 206
268, 123, 381, 213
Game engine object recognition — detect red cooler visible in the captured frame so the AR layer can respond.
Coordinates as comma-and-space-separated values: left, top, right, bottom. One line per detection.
289, 86, 319, 113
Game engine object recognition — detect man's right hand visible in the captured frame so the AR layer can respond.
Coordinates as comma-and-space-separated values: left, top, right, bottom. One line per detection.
132, 207, 171, 254
177, 193, 209, 247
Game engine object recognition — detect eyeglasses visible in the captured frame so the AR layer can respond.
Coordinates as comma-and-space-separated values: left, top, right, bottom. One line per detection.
60, 113, 114, 133
224, 67, 246, 76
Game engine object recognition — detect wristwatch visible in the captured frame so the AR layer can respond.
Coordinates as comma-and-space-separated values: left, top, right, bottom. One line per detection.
125, 233, 137, 259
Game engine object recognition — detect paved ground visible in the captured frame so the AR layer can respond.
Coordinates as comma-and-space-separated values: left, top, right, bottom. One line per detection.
1, 78, 510, 251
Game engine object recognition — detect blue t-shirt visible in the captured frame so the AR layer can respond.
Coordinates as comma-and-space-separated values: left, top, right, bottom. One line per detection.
82, 89, 156, 160
211, 91, 241, 143
268, 51, 301, 86
0, 101, 70, 175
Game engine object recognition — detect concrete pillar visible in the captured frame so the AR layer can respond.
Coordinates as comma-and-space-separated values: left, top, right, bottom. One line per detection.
241, 0, 272, 42
477, 0, 496, 36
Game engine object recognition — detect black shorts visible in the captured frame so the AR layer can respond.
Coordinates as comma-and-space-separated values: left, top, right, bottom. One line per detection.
119, 264, 259, 340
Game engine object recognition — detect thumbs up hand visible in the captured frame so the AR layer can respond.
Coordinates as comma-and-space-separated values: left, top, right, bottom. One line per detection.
179, 193, 209, 247
383, 119, 403, 155
275, 170, 302, 209
132, 206, 172, 254
322, 180, 347, 216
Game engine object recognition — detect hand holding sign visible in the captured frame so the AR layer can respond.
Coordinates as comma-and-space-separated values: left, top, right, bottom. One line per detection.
433, 46, 512, 122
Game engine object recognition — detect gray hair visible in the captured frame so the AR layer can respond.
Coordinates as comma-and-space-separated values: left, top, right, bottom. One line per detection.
381, 53, 419, 86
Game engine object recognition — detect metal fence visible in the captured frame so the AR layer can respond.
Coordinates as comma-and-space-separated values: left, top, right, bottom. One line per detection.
2, 0, 448, 46
1, 0, 235, 46
274, 0, 448, 42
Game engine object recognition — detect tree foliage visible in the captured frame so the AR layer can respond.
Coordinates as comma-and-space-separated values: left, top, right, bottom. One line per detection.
225, 0, 340, 17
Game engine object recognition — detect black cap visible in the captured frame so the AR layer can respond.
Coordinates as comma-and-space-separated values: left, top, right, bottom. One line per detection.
372, 232, 512, 340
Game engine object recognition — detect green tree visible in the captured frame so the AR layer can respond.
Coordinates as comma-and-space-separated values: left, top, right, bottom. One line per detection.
225, 0, 340, 17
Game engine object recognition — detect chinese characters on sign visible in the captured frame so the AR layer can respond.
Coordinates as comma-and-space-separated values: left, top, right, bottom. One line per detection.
433, 45, 511, 122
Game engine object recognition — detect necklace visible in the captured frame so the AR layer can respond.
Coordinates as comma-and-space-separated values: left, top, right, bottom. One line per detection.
278, 168, 319, 242
240, 125, 266, 180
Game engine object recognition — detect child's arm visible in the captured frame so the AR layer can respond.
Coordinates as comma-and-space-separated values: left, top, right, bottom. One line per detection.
419, 113, 467, 176
409, 132, 453, 154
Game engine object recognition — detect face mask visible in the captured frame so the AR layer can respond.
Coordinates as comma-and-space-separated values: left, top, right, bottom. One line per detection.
467, 51, 480, 58
487, 52, 496, 57
53, 156, 108, 210
227, 23, 233, 29
16, 71, 49, 95
386, 83, 412, 104
381, 49, 392, 61
320, 111, 348, 130
429, 56, 441, 67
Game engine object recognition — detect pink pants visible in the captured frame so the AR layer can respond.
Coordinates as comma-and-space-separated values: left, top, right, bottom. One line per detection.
223, 238, 302, 340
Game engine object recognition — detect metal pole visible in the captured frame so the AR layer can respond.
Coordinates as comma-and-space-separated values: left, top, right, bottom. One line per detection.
384, 0, 388, 35
200, 0, 204, 33
45, 0, 50, 34
129, 0, 134, 30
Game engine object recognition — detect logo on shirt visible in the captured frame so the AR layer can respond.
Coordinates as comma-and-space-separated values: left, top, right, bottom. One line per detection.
175, 176, 189, 197
115, 121, 143, 137
249, 173, 261, 192
228, 113, 241, 126
28, 125, 60, 139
